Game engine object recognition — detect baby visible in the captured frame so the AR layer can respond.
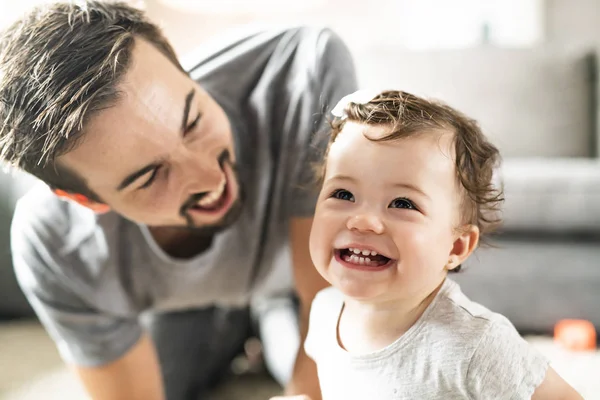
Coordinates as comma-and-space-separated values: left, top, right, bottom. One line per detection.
301, 90, 582, 399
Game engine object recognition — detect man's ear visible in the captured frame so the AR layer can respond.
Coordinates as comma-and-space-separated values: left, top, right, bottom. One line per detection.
52, 189, 110, 214
446, 225, 479, 271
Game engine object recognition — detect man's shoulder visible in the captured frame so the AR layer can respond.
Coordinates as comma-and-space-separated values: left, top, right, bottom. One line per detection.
11, 183, 142, 304
184, 24, 352, 98
182, 24, 345, 72
15, 182, 67, 217
11, 182, 126, 261
14, 183, 93, 239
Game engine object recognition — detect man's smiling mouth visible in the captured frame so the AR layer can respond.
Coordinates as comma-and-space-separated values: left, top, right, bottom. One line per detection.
193, 178, 227, 210
180, 150, 235, 217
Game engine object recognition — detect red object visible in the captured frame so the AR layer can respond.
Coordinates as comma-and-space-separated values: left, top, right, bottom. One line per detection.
554, 319, 597, 351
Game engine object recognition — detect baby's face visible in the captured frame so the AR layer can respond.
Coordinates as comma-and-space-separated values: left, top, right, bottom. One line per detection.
310, 122, 470, 302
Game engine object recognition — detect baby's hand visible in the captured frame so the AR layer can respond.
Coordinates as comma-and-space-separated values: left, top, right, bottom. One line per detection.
269, 396, 312, 400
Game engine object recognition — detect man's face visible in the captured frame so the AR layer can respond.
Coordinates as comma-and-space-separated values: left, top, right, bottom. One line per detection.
59, 39, 241, 231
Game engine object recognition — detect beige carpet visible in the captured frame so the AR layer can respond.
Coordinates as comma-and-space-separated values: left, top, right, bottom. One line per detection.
1, 368, 281, 400
0, 320, 280, 400
1, 320, 599, 399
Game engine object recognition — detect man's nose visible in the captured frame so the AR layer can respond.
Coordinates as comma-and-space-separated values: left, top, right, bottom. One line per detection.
346, 212, 385, 234
179, 148, 222, 192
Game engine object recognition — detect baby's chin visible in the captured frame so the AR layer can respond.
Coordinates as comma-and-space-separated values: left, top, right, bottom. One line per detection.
335, 280, 390, 302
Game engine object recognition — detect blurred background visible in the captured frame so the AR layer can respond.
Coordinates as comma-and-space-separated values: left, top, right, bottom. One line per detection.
1, 0, 600, 398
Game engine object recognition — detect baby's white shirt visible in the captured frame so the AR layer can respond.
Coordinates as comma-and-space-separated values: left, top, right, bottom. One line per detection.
305, 278, 549, 400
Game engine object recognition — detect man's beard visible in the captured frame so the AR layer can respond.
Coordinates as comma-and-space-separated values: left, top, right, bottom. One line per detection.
177, 150, 244, 236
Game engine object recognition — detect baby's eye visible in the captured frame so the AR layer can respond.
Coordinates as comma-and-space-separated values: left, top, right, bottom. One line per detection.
331, 189, 355, 202
389, 197, 416, 210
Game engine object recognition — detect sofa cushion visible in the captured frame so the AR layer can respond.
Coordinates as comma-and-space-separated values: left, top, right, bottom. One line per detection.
355, 46, 596, 158
498, 158, 600, 233
457, 235, 600, 333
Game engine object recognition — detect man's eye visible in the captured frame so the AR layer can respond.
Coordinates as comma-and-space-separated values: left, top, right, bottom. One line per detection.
185, 114, 201, 135
138, 167, 161, 190
331, 189, 355, 202
389, 197, 416, 210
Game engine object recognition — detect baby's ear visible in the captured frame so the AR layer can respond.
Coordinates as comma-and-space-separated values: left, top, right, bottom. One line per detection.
53, 189, 111, 214
447, 225, 479, 270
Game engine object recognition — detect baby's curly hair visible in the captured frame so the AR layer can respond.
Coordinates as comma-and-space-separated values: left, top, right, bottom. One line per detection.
322, 90, 504, 255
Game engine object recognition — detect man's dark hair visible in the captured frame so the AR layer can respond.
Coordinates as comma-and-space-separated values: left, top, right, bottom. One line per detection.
0, 1, 183, 201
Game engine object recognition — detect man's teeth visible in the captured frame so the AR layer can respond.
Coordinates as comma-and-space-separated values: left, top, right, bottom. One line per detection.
198, 179, 226, 207
349, 247, 378, 256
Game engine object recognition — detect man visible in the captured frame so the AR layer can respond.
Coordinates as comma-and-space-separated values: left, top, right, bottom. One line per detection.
0, 1, 357, 399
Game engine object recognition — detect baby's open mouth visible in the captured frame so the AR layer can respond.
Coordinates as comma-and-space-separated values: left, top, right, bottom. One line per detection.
336, 248, 392, 267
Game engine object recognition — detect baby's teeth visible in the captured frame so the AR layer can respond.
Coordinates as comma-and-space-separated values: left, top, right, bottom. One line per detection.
348, 248, 380, 256
365, 257, 371, 263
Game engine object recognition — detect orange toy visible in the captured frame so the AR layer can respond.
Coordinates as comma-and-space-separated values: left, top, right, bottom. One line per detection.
554, 319, 597, 351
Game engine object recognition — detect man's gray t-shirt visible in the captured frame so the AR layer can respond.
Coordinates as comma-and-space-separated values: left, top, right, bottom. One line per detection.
10, 26, 357, 367
305, 279, 550, 400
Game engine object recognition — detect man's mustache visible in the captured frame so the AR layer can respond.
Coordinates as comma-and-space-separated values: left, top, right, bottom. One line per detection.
179, 150, 232, 217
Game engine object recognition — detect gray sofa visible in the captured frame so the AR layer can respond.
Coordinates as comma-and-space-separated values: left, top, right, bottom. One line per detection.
0, 169, 37, 318
457, 158, 600, 333
1, 44, 599, 334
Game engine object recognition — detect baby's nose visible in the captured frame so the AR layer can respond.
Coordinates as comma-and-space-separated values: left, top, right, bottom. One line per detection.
347, 213, 385, 234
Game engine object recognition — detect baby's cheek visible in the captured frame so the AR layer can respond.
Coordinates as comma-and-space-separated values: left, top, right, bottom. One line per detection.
398, 227, 445, 262
397, 225, 430, 248
308, 220, 325, 265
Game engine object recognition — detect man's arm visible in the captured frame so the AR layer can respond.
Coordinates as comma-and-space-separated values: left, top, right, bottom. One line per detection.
11, 198, 165, 400
284, 217, 330, 400
73, 334, 165, 400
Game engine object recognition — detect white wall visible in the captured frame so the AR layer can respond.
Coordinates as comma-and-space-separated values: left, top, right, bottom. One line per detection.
545, 0, 600, 49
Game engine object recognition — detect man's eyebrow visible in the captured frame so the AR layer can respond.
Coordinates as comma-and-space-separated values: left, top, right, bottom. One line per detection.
181, 89, 195, 133
116, 89, 196, 192
117, 163, 160, 191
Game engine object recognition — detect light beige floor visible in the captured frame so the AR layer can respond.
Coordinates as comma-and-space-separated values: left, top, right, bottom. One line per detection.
1, 320, 598, 399
0, 320, 280, 400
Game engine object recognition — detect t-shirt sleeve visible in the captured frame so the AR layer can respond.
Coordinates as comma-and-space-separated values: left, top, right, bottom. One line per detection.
303, 289, 323, 361
286, 28, 358, 217
10, 202, 142, 367
304, 287, 340, 362
466, 319, 549, 399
